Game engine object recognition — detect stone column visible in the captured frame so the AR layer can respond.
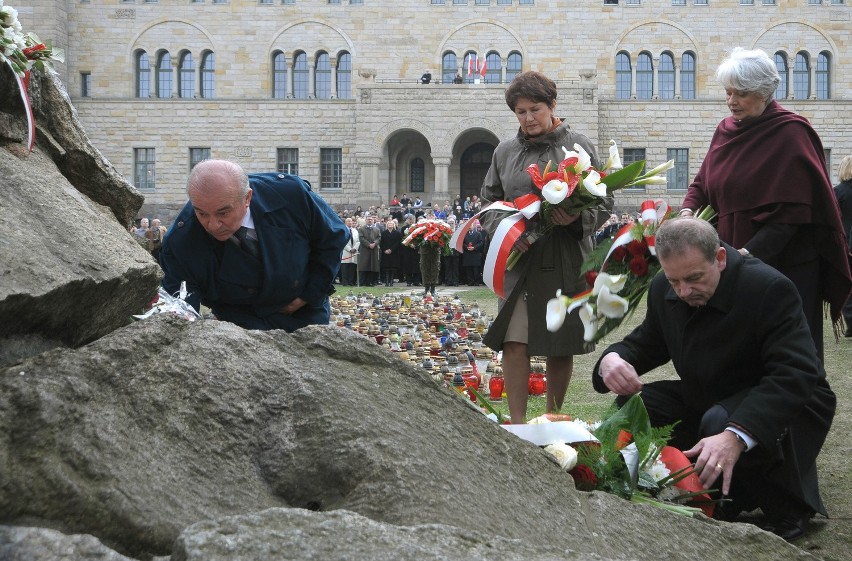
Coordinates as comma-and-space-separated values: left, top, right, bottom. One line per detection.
359, 156, 382, 207
331, 57, 338, 99
308, 56, 316, 98
433, 156, 451, 202
651, 56, 659, 100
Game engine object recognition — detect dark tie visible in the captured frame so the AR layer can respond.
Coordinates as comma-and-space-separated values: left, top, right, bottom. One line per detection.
233, 226, 260, 258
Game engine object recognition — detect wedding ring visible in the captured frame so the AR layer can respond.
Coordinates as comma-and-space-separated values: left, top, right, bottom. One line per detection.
715, 463, 723, 470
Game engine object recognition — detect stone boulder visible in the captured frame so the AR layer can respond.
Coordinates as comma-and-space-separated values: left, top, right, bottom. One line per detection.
0, 316, 816, 560
0, 64, 161, 353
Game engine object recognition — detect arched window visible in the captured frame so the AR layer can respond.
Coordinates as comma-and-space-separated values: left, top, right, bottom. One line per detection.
636, 52, 653, 99
201, 51, 215, 98
337, 52, 352, 99
178, 51, 194, 98
463, 51, 477, 83
315, 51, 331, 99
793, 52, 810, 99
615, 51, 631, 99
774, 52, 788, 100
157, 51, 172, 98
680, 52, 695, 99
136, 50, 150, 98
506, 51, 522, 82
272, 51, 287, 99
442, 52, 457, 84
816, 51, 830, 100
485, 51, 501, 83
659, 52, 675, 99
410, 158, 425, 193
293, 51, 309, 99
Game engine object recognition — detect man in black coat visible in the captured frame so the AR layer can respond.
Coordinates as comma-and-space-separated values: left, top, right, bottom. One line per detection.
593, 218, 835, 542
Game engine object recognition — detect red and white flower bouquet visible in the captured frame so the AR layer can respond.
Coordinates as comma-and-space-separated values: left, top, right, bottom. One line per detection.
403, 219, 454, 256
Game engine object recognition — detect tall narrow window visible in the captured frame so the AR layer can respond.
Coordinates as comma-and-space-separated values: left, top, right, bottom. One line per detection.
179, 51, 195, 98
659, 52, 675, 99
442, 52, 458, 84
134, 148, 156, 191
680, 52, 695, 99
293, 52, 309, 99
189, 147, 210, 170
277, 148, 299, 175
506, 52, 522, 82
666, 148, 689, 191
622, 149, 646, 191
410, 158, 425, 193
337, 52, 352, 99
136, 51, 150, 98
315, 52, 331, 99
81, 72, 91, 98
272, 51, 287, 98
157, 52, 172, 98
201, 51, 215, 98
636, 52, 653, 99
774, 52, 788, 100
816, 51, 830, 100
320, 148, 342, 190
615, 52, 631, 99
793, 52, 810, 99
484, 51, 501, 83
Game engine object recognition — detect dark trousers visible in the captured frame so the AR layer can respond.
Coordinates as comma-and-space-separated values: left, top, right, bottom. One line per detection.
340, 263, 357, 286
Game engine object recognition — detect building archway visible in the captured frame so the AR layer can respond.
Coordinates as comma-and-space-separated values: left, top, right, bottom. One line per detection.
382, 129, 433, 203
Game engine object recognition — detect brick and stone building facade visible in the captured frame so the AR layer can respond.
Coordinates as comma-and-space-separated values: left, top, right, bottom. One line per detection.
12, 0, 851, 224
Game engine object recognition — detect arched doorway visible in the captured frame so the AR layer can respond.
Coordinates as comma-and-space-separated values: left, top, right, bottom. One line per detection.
459, 142, 495, 200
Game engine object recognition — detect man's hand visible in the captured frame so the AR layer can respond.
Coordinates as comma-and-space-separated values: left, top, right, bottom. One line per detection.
598, 352, 642, 395
280, 297, 307, 315
684, 431, 744, 495
550, 207, 580, 226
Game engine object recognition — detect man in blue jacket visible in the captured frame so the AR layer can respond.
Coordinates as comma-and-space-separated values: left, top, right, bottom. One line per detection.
159, 159, 349, 331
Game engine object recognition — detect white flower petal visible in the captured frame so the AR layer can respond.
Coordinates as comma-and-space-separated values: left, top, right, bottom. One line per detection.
541, 179, 569, 205
582, 170, 607, 197
579, 302, 600, 342
573, 144, 592, 172
544, 442, 578, 471
546, 293, 569, 332
597, 286, 630, 319
606, 140, 623, 170
592, 273, 627, 295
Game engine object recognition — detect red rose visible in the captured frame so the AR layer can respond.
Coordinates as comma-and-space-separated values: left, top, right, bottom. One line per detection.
629, 256, 649, 276
627, 240, 646, 258
584, 270, 598, 287
612, 246, 628, 261
569, 464, 598, 491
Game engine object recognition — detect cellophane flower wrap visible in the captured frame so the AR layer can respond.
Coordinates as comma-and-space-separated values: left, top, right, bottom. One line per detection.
403, 219, 454, 256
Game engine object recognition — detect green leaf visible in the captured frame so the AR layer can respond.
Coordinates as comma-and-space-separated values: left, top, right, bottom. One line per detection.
601, 160, 645, 191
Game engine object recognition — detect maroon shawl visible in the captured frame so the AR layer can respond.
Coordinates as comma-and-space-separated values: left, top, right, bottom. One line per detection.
683, 101, 852, 322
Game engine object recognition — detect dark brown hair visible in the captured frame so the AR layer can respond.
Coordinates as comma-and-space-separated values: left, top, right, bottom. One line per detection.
505, 71, 557, 111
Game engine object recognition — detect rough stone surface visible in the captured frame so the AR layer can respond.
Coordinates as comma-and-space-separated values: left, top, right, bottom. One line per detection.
0, 316, 816, 560
0, 62, 145, 227
0, 525, 137, 561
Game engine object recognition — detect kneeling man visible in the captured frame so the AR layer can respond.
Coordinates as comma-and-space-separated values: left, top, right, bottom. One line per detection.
593, 218, 835, 541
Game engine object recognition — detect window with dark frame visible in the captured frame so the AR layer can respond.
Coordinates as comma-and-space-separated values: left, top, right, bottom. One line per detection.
134, 148, 156, 191
666, 148, 689, 191
320, 148, 342, 190
189, 147, 210, 170
277, 148, 299, 175
81, 72, 91, 97
410, 158, 425, 193
337, 52, 352, 99
623, 149, 646, 191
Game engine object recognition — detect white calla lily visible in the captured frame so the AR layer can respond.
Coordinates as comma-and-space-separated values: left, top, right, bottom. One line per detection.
562, 143, 592, 173
592, 272, 627, 295
541, 179, 570, 204
596, 285, 630, 319
579, 302, 601, 342
582, 169, 607, 197
632, 175, 668, 186
546, 290, 570, 332
605, 139, 623, 170
639, 159, 675, 178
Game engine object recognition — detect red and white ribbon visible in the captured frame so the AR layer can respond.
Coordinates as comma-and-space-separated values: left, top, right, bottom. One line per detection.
6, 62, 35, 152
639, 198, 670, 255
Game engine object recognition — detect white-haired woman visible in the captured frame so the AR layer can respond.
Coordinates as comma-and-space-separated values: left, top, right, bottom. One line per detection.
681, 47, 850, 362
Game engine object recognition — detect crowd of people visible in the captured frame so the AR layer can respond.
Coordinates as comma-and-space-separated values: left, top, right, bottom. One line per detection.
336, 198, 489, 291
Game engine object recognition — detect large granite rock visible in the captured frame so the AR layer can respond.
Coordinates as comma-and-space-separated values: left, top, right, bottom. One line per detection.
0, 65, 160, 353
0, 316, 816, 560
0, 526, 137, 561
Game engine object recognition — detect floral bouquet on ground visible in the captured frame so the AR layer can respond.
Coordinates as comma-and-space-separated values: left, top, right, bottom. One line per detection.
546, 203, 717, 343
539, 395, 716, 517
506, 141, 674, 271
402, 219, 454, 256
